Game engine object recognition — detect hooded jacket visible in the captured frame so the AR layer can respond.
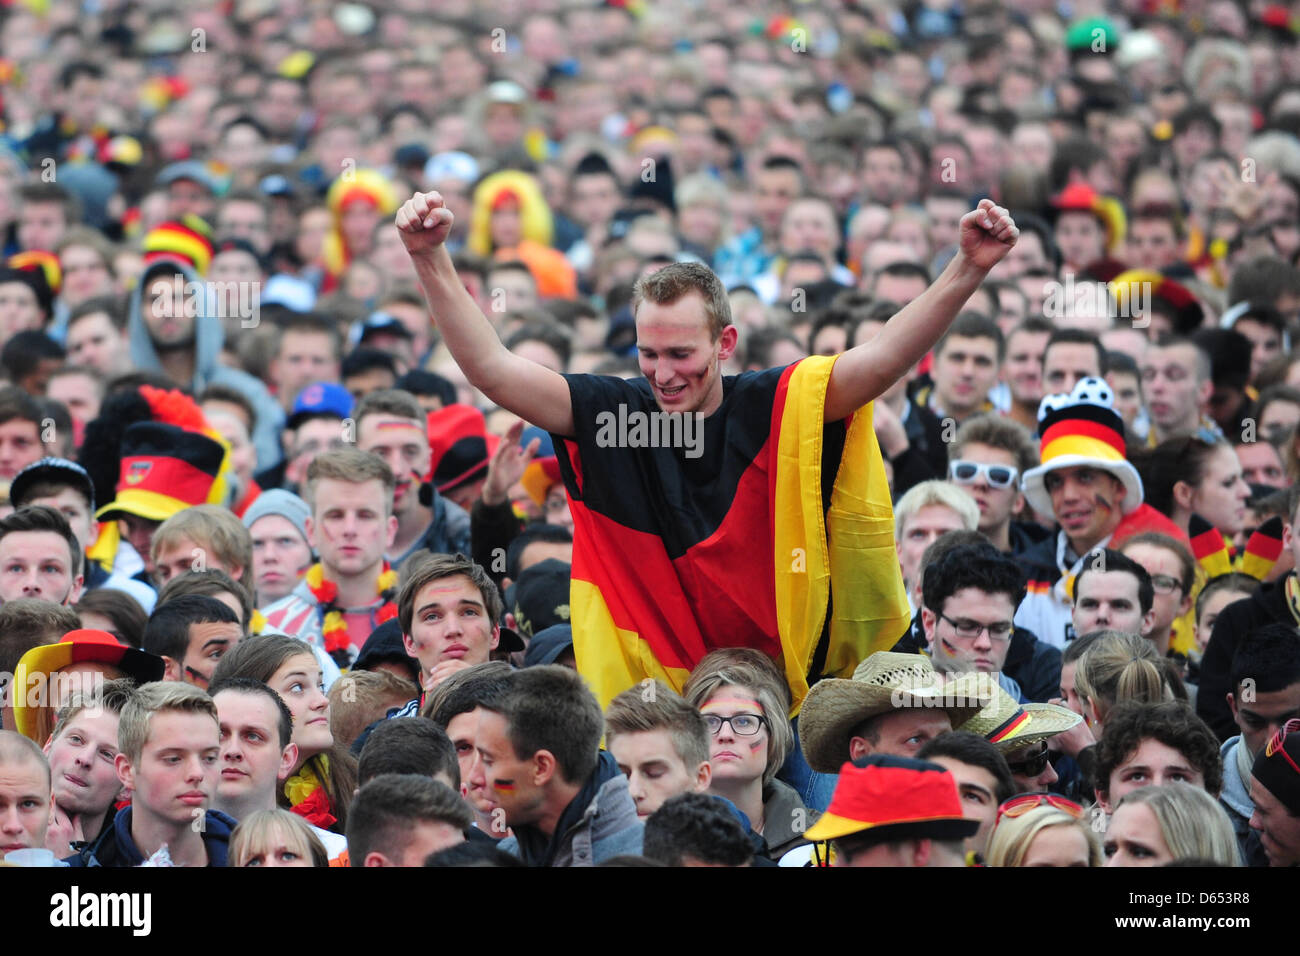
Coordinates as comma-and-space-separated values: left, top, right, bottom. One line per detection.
65, 805, 237, 868
1220, 735, 1255, 860
127, 260, 285, 472
497, 750, 643, 866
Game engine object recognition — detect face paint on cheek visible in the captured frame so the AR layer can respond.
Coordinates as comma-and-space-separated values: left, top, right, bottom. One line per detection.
749, 739, 765, 753
1093, 494, 1113, 515
492, 779, 515, 793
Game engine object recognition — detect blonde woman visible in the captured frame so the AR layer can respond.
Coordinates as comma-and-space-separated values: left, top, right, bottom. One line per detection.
230, 809, 328, 868
986, 796, 1102, 867
1074, 631, 1180, 736
1104, 782, 1241, 866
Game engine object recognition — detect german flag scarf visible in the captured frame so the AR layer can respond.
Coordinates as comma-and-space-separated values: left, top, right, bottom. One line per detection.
552, 354, 911, 712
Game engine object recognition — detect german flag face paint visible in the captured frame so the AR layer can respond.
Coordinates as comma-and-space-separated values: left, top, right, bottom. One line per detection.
491, 779, 516, 794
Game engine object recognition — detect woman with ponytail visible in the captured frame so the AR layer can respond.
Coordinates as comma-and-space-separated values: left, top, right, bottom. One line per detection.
1073, 631, 1183, 736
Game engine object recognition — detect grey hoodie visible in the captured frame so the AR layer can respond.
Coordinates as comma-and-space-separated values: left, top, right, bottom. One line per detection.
1220, 735, 1255, 858
127, 260, 285, 471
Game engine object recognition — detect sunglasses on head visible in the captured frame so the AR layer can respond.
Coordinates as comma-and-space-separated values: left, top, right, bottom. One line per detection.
995, 792, 1084, 827
1265, 718, 1300, 776
949, 460, 1019, 488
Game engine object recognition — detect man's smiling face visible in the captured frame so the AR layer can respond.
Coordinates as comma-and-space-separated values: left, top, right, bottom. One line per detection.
635, 291, 737, 417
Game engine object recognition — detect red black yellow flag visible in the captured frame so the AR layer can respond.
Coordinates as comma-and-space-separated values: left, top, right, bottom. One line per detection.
552, 354, 911, 712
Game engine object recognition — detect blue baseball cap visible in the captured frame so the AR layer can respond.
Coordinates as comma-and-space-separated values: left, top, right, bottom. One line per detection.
287, 382, 354, 429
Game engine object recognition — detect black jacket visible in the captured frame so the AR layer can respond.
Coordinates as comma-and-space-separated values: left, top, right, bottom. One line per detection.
1198, 577, 1292, 741
65, 806, 236, 867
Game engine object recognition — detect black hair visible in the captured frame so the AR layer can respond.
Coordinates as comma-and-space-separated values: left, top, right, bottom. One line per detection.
0, 505, 82, 579
1, 332, 65, 384
208, 676, 294, 750
1044, 328, 1108, 376
1230, 622, 1300, 696
394, 369, 457, 406
357, 717, 459, 789
506, 523, 573, 582
341, 348, 398, 379
1071, 548, 1155, 615
423, 841, 525, 867
485, 665, 602, 785
1093, 700, 1222, 799
346, 775, 472, 867
935, 312, 1005, 362
921, 544, 1026, 616
141, 594, 239, 665
642, 792, 754, 866
917, 731, 1016, 806
423, 660, 516, 728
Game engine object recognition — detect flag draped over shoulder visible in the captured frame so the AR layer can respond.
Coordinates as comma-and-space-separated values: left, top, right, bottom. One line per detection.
552, 355, 911, 712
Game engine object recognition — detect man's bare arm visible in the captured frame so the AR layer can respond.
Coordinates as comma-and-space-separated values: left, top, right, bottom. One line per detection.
825, 199, 1018, 423
396, 191, 575, 436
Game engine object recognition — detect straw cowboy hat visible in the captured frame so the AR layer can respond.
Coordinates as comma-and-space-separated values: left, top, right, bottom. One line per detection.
959, 685, 1082, 753
799, 652, 993, 774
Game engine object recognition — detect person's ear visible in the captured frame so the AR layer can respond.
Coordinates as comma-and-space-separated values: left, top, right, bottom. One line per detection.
1196, 377, 1213, 408
921, 607, 937, 650
363, 851, 391, 867
67, 574, 84, 607
489, 624, 500, 651
1012, 490, 1025, 514
1227, 692, 1239, 721
913, 838, 932, 868
115, 752, 134, 793
304, 515, 318, 551
1175, 589, 1193, 618
1095, 787, 1112, 815
277, 743, 299, 783
1172, 480, 1194, 512
161, 656, 181, 683
694, 760, 712, 792
402, 629, 419, 659
533, 749, 557, 787
1086, 696, 1103, 731
1140, 607, 1156, 637
848, 736, 871, 761
717, 325, 739, 362
385, 513, 398, 548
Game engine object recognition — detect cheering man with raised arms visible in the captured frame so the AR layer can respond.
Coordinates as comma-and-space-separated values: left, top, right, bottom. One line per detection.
397, 191, 1019, 710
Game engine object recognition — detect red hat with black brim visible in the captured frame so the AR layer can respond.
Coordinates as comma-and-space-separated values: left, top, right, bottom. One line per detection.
804, 754, 978, 844
96, 422, 225, 523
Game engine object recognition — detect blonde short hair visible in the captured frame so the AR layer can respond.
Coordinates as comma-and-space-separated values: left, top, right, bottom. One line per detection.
117, 681, 217, 765
303, 448, 395, 516
893, 479, 980, 542
151, 505, 255, 594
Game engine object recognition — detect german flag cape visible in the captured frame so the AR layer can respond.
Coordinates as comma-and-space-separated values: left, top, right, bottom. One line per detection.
553, 355, 911, 713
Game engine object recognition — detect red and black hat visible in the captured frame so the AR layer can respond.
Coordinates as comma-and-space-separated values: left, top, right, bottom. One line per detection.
428, 404, 500, 494
96, 421, 225, 523
804, 754, 978, 844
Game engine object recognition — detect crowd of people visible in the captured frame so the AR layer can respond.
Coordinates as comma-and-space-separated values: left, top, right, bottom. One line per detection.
0, 0, 1298, 872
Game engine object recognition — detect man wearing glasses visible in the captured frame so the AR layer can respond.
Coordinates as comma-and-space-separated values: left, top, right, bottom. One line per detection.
920, 541, 1031, 702
946, 414, 1043, 558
